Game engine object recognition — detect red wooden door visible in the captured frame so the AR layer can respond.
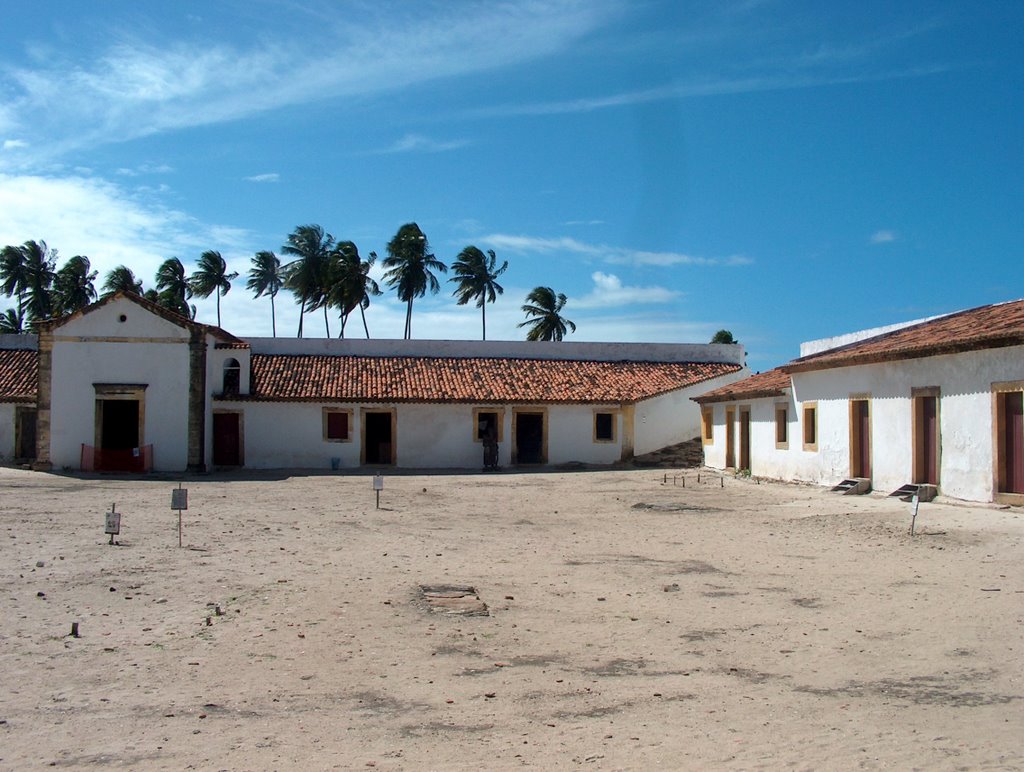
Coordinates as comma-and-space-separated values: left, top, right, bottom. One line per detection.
1004, 392, 1024, 494
213, 413, 241, 466
921, 396, 938, 485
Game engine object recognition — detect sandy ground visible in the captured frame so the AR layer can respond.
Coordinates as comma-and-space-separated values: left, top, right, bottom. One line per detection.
0, 465, 1022, 771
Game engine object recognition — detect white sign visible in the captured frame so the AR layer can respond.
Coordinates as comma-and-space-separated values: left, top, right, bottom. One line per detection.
171, 488, 188, 510
373, 474, 384, 491
105, 511, 121, 535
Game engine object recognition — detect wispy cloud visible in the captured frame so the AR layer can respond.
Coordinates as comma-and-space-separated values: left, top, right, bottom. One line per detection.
573, 272, 680, 309
115, 163, 174, 177
480, 233, 752, 267
870, 229, 897, 244
371, 134, 471, 155
564, 219, 605, 226
0, 2, 619, 168
244, 173, 280, 183
2, 139, 28, 151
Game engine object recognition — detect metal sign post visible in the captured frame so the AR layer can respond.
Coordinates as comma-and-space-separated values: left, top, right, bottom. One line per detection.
373, 474, 384, 510
171, 484, 189, 547
104, 503, 121, 545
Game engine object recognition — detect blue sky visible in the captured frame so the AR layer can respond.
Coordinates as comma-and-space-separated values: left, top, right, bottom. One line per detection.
0, 1, 1021, 370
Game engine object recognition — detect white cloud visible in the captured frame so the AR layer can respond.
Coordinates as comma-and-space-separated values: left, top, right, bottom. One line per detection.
3, 139, 28, 151
372, 134, 471, 154
870, 229, 897, 244
0, 2, 618, 167
0, 173, 252, 300
115, 163, 174, 177
573, 272, 680, 309
479, 233, 752, 267
244, 173, 280, 183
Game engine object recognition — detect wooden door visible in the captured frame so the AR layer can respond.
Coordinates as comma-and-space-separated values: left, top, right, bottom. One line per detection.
213, 413, 241, 466
1003, 392, 1024, 494
917, 396, 939, 485
739, 409, 751, 471
851, 400, 871, 479
725, 408, 735, 469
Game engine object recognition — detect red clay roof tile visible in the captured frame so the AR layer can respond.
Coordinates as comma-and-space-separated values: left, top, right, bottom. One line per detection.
784, 299, 1024, 372
692, 367, 790, 403
0, 349, 37, 402
241, 355, 740, 404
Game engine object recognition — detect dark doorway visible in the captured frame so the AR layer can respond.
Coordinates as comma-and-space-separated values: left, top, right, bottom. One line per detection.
101, 400, 139, 450
365, 412, 393, 465
739, 408, 751, 471
913, 394, 939, 485
15, 407, 36, 460
515, 412, 544, 464
213, 412, 242, 466
95, 399, 141, 472
850, 399, 871, 479
725, 408, 735, 468
999, 391, 1024, 494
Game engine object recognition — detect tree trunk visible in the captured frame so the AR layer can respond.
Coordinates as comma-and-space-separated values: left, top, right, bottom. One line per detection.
405, 298, 413, 340
297, 298, 305, 338
323, 303, 330, 338
270, 293, 277, 337
481, 303, 486, 341
361, 304, 370, 338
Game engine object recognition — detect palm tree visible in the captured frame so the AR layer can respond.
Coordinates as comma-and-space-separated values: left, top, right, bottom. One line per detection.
382, 223, 447, 339
0, 243, 30, 317
52, 255, 97, 315
14, 240, 57, 323
155, 257, 193, 318
325, 242, 382, 338
518, 286, 576, 341
246, 250, 284, 337
281, 225, 334, 338
0, 308, 25, 334
102, 265, 144, 297
449, 246, 508, 340
189, 250, 238, 328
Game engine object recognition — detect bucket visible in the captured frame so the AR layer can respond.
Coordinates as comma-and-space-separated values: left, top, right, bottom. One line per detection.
330, 457, 341, 471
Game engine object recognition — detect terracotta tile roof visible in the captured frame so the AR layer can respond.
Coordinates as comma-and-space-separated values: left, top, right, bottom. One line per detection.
240, 355, 741, 404
692, 367, 790, 404
0, 349, 37, 403
785, 299, 1024, 373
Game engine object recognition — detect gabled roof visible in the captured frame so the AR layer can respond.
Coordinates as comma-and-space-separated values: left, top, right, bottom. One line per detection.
40, 291, 243, 344
692, 367, 790, 404
0, 349, 37, 403
240, 354, 741, 404
784, 299, 1024, 373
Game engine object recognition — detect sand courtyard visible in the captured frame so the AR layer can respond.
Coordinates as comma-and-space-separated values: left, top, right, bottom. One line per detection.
0, 465, 1021, 770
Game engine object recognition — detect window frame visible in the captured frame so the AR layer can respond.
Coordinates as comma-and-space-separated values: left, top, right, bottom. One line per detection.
775, 402, 789, 449
802, 402, 818, 451
322, 407, 353, 443
593, 410, 617, 443
701, 406, 714, 445
472, 408, 504, 443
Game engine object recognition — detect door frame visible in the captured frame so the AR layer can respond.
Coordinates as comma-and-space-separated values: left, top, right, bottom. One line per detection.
14, 405, 37, 461
993, 381, 1024, 504
724, 407, 736, 469
738, 406, 751, 472
911, 387, 940, 486
849, 394, 871, 479
511, 407, 547, 465
93, 384, 147, 450
360, 407, 396, 466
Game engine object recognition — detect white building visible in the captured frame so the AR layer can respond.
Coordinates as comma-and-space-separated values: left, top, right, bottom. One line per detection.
0, 292, 748, 472
694, 299, 1024, 505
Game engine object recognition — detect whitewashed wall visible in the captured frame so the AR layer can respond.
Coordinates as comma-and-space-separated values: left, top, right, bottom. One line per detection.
0, 403, 16, 460
636, 370, 749, 456
702, 345, 1024, 503
49, 299, 193, 471
219, 401, 631, 470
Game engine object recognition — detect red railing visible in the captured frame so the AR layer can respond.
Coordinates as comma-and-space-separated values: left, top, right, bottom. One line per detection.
81, 444, 153, 473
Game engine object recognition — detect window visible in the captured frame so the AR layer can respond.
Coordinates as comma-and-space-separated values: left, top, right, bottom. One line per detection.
472, 408, 503, 442
775, 404, 789, 449
701, 406, 714, 445
323, 408, 352, 442
222, 358, 240, 396
594, 411, 615, 442
802, 403, 818, 451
